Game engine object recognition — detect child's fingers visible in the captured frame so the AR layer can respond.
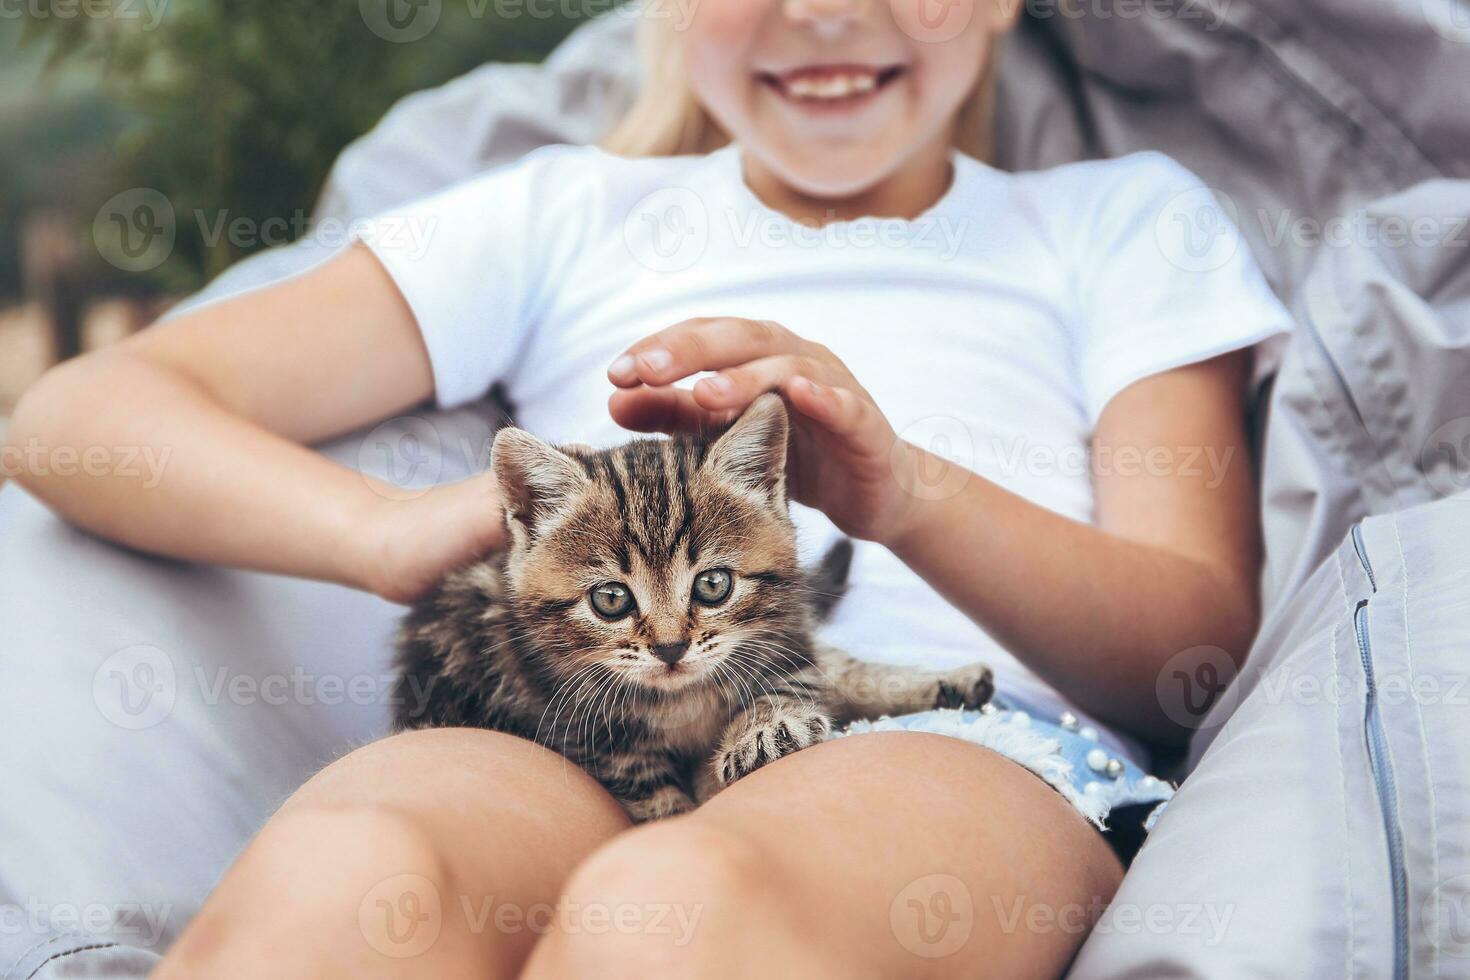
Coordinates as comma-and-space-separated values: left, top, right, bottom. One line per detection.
607, 317, 805, 389
692, 354, 839, 410
608, 386, 739, 435
786, 378, 891, 455
785, 376, 854, 431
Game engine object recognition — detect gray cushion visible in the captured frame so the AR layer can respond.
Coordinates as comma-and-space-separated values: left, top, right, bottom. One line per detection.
1074, 492, 1470, 977
0, 407, 501, 972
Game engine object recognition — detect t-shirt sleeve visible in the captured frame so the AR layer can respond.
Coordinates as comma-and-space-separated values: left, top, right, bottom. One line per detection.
1061, 152, 1294, 424
355, 145, 591, 408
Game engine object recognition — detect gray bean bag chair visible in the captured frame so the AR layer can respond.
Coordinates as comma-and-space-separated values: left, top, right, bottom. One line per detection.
3, 2, 1468, 976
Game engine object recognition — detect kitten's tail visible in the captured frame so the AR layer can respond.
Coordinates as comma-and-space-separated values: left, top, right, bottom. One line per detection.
807, 537, 853, 622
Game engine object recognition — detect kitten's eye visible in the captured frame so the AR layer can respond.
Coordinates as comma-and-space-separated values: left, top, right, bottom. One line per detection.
589, 582, 635, 620
692, 569, 734, 606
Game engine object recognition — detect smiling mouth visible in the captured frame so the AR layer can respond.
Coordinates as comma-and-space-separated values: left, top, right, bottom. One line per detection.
758, 64, 907, 105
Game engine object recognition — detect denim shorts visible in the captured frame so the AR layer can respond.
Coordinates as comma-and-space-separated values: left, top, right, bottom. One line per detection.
833, 691, 1174, 865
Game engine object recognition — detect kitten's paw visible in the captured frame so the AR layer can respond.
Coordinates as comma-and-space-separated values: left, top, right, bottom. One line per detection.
934, 663, 995, 711
715, 701, 831, 787
623, 786, 697, 823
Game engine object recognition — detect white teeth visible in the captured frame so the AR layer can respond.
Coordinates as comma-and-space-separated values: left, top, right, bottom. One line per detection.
782, 71, 881, 101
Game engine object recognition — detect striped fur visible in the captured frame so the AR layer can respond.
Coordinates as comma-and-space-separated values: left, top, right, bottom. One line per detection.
393, 395, 994, 821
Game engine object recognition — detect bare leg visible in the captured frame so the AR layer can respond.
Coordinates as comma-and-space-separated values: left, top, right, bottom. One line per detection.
526, 732, 1122, 980
157, 728, 630, 979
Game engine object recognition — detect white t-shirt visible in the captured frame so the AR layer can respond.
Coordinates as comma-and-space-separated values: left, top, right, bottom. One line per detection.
362, 144, 1292, 763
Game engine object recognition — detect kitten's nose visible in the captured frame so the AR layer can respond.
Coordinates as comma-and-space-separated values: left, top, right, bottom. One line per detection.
652, 641, 689, 665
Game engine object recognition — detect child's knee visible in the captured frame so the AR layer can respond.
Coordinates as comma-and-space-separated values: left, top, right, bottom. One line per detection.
536, 821, 832, 976
165, 806, 455, 974
572, 820, 771, 903
260, 805, 452, 877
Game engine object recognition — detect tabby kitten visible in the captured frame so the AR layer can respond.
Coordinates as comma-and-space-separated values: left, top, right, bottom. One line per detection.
393, 394, 994, 821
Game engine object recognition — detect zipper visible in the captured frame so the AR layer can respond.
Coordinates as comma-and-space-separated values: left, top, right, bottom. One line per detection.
1350, 522, 1407, 980
1351, 523, 1377, 593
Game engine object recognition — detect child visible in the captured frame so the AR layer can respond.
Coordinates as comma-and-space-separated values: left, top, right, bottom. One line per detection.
10, 1, 1290, 975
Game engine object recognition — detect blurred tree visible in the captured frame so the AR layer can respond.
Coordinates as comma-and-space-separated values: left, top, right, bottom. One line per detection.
11, 0, 590, 295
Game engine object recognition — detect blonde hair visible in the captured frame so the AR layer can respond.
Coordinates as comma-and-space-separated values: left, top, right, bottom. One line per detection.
601, 14, 999, 163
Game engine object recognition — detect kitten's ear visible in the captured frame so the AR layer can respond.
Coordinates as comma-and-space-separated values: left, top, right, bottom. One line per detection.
704, 393, 789, 506
491, 427, 589, 538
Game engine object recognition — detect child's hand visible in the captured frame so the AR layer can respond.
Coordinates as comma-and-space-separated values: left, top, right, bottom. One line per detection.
353, 473, 506, 604
607, 317, 931, 548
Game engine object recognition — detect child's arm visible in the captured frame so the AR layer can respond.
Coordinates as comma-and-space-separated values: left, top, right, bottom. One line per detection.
882, 355, 1259, 745
4, 245, 504, 603
607, 317, 1259, 745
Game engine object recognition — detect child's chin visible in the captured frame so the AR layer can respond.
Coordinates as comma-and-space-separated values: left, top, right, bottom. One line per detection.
763, 148, 908, 204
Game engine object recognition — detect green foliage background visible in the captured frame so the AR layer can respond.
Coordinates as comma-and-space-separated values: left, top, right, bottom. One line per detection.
0, 0, 591, 299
